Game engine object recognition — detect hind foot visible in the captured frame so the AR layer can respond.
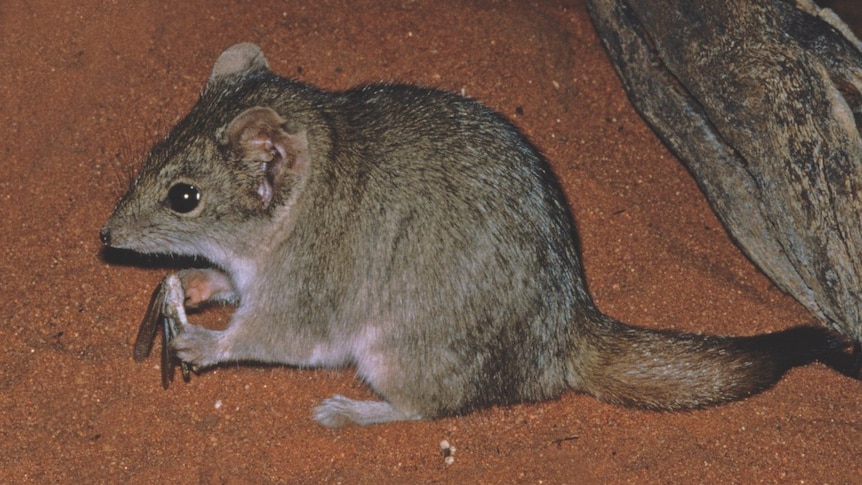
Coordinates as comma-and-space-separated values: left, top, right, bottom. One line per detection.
313, 394, 423, 427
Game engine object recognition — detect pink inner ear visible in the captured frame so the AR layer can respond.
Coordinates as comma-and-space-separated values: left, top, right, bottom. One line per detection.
244, 134, 278, 162
276, 130, 310, 171
224, 107, 310, 209
258, 131, 310, 209
257, 166, 274, 206
225, 107, 289, 161
273, 139, 288, 162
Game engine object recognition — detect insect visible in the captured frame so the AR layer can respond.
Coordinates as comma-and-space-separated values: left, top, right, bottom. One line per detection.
133, 275, 191, 388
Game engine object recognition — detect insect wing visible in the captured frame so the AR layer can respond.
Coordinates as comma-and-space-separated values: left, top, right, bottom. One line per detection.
133, 281, 167, 362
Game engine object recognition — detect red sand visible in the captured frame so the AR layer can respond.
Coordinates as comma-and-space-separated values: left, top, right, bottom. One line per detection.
1, 1, 860, 482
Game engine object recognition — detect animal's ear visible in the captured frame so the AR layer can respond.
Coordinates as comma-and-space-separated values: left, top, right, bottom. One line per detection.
207, 43, 270, 88
222, 107, 310, 209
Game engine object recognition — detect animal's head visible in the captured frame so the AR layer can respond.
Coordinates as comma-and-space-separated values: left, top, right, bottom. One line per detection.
101, 44, 313, 262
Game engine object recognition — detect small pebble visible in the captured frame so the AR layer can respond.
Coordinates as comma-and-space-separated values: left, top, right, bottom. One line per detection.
440, 439, 456, 465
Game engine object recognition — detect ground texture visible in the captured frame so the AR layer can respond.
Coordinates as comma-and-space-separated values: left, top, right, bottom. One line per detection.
1, 1, 861, 483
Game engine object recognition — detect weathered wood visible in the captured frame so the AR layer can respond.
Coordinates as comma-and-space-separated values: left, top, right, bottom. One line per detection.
586, 0, 862, 343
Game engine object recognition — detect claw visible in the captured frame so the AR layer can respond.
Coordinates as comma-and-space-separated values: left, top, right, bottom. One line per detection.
132, 274, 192, 388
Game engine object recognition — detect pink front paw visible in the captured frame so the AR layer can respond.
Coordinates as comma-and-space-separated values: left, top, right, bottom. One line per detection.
178, 269, 237, 309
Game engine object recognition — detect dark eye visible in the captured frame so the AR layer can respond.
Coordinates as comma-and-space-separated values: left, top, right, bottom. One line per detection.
167, 183, 201, 213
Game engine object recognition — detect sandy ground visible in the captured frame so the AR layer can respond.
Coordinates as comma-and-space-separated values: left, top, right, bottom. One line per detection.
2, 0, 861, 483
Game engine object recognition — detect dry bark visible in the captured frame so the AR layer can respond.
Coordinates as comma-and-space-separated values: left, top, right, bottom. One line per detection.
587, 0, 862, 343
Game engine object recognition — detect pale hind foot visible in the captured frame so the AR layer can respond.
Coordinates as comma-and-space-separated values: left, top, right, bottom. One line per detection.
313, 394, 423, 427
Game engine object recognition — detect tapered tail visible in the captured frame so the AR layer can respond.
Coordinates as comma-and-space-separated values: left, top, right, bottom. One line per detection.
575, 315, 847, 410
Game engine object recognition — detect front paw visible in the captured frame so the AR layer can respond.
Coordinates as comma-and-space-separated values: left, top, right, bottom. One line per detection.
170, 324, 223, 370
178, 268, 237, 309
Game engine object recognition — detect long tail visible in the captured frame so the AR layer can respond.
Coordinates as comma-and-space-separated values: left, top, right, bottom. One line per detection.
574, 314, 847, 410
